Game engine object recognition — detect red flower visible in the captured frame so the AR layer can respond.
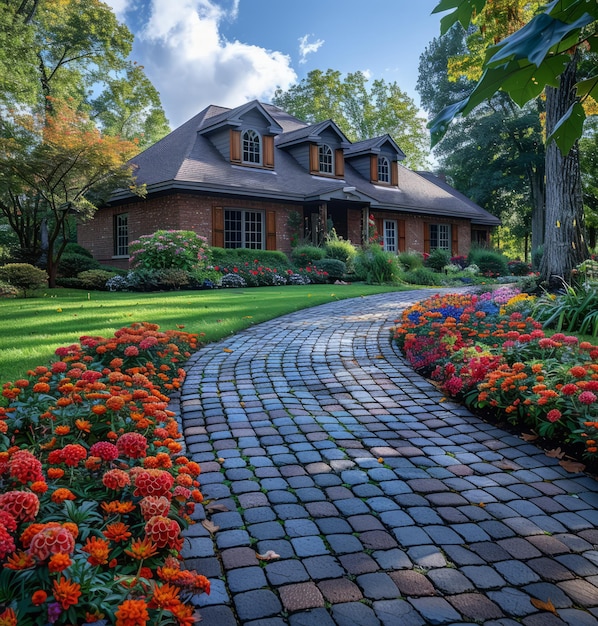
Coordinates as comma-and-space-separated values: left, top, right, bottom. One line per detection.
134, 470, 174, 499
28, 526, 76, 561
0, 491, 40, 522
8, 450, 44, 484
144, 515, 183, 550
117, 432, 148, 459
90, 441, 119, 462
61, 444, 87, 467
102, 469, 131, 490
547, 409, 562, 423
32, 590, 48, 606
579, 391, 597, 405
139, 495, 171, 521
0, 523, 15, 559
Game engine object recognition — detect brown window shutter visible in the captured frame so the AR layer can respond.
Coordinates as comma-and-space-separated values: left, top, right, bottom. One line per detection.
309, 144, 319, 174
424, 224, 431, 254
375, 218, 383, 241
452, 223, 459, 256
212, 206, 224, 248
370, 155, 378, 183
266, 211, 276, 250
398, 219, 406, 252
391, 161, 399, 186
335, 149, 345, 178
263, 135, 274, 168
230, 130, 241, 163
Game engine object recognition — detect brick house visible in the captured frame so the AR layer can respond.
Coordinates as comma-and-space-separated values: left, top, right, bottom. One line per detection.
78, 100, 500, 268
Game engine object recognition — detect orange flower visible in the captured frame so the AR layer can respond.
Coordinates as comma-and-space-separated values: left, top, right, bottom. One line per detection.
55, 425, 71, 436
82, 536, 110, 566
92, 404, 107, 415
148, 582, 181, 611
30, 481, 48, 494
115, 598, 149, 626
51, 488, 76, 504
75, 419, 92, 433
125, 537, 158, 561
101, 500, 135, 516
3, 550, 35, 570
48, 552, 72, 573
0, 608, 17, 626
33, 382, 50, 393
106, 396, 126, 411
32, 590, 48, 605
104, 522, 132, 543
47, 468, 65, 480
52, 576, 81, 610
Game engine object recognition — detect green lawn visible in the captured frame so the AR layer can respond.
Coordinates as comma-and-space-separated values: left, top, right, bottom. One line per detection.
0, 283, 410, 383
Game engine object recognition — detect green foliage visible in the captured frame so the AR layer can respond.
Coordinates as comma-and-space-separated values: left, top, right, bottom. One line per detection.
0, 263, 47, 295
129, 230, 210, 272
324, 236, 357, 268
58, 252, 101, 277
401, 267, 443, 286
314, 259, 346, 281
397, 251, 424, 271
354, 245, 401, 284
64, 242, 93, 258
76, 269, 116, 290
425, 248, 452, 272
0, 279, 18, 298
467, 248, 509, 276
272, 69, 429, 170
291, 245, 326, 265
532, 283, 598, 335
155, 268, 191, 290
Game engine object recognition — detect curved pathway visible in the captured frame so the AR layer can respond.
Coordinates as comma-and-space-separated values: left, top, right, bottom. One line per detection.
179, 289, 598, 626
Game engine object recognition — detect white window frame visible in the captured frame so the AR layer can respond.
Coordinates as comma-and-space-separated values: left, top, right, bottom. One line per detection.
224, 209, 265, 249
430, 223, 451, 250
114, 213, 128, 257
318, 144, 333, 174
242, 129, 261, 165
383, 219, 397, 253
377, 156, 390, 183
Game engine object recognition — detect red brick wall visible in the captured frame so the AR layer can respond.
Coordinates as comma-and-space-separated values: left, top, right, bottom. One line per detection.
77, 194, 299, 267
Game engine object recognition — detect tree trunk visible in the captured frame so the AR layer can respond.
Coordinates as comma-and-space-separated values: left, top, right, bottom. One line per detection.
530, 167, 545, 266
540, 55, 588, 286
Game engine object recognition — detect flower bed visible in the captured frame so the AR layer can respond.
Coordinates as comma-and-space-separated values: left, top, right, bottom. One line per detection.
0, 323, 209, 625
393, 289, 598, 464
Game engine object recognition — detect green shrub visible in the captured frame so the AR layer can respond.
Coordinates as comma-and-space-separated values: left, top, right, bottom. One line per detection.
324, 238, 357, 267
354, 246, 401, 284
211, 248, 292, 272
123, 269, 162, 292
291, 245, 326, 265
129, 230, 210, 271
468, 248, 509, 276
397, 251, 424, 271
155, 268, 191, 290
314, 259, 346, 281
76, 269, 117, 290
0, 279, 18, 298
425, 248, 451, 272
58, 253, 101, 277
0, 263, 47, 296
401, 267, 443, 286
63, 242, 93, 258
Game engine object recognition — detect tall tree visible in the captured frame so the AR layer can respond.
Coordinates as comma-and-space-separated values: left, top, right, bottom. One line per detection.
0, 0, 169, 284
417, 24, 545, 260
429, 0, 597, 284
272, 69, 429, 169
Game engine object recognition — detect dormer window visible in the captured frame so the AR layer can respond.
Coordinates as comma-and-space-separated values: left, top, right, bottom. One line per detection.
319, 144, 333, 174
242, 130, 261, 164
377, 156, 390, 183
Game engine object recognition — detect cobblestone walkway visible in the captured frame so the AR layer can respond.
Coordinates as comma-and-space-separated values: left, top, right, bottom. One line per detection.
179, 289, 598, 626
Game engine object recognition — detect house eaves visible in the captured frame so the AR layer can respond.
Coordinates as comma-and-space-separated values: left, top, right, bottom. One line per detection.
198, 100, 284, 136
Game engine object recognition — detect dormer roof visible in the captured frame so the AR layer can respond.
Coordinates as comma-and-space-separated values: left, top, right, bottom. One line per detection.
344, 135, 406, 161
198, 99, 284, 136
276, 119, 351, 149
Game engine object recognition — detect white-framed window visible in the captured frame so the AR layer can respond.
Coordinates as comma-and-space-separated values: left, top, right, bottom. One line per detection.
242, 129, 261, 164
383, 220, 397, 253
430, 224, 451, 250
378, 156, 390, 183
319, 144, 333, 174
224, 209, 264, 249
114, 213, 128, 256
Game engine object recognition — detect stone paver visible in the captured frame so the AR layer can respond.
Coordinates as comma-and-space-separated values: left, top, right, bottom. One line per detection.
179, 289, 598, 624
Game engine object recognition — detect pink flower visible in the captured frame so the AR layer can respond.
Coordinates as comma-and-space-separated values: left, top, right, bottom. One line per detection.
124, 346, 139, 357
561, 384, 578, 396
579, 391, 597, 405
546, 409, 562, 423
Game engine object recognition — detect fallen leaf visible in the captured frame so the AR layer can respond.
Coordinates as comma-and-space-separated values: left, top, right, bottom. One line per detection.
559, 459, 586, 473
375, 354, 384, 359
223, 348, 233, 353
205, 503, 229, 513
530, 597, 558, 615
545, 448, 566, 459
377, 457, 384, 463
218, 458, 225, 463
493, 459, 520, 471
201, 519, 220, 534
240, 402, 246, 408
521, 432, 539, 441
256, 550, 280, 561
477, 502, 486, 508
439, 397, 446, 403
176, 324, 185, 329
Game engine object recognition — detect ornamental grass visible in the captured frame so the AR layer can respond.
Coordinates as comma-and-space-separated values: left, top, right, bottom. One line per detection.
0, 322, 209, 625
393, 289, 598, 462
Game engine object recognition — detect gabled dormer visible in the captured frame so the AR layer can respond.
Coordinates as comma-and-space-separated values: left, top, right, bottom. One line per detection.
344, 135, 405, 186
198, 100, 283, 169
277, 120, 351, 179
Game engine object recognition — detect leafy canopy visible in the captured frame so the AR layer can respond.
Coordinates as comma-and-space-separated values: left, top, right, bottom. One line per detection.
430, 0, 598, 153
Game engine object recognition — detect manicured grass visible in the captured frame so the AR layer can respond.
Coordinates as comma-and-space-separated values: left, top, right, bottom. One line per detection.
0, 283, 409, 382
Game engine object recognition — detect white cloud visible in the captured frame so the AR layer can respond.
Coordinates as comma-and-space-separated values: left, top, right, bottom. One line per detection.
104, 0, 297, 128
298, 34, 324, 64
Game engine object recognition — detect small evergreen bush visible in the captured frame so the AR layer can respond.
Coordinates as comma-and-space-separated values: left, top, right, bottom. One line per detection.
0, 263, 48, 296
0, 279, 18, 298
324, 237, 357, 268
397, 251, 424, 271
77, 269, 116, 290
401, 267, 443, 286
58, 253, 101, 277
468, 248, 509, 276
63, 242, 94, 258
314, 259, 346, 281
291, 245, 326, 265
424, 248, 451, 272
354, 246, 400, 284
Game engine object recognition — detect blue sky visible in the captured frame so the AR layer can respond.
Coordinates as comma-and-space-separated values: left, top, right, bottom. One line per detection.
105, 0, 443, 131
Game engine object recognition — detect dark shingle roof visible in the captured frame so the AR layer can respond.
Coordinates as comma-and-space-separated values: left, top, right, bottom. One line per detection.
116, 101, 498, 226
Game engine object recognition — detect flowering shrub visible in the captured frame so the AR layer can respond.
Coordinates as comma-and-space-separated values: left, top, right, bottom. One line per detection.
214, 260, 328, 287
394, 291, 598, 461
129, 230, 210, 272
0, 323, 209, 624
